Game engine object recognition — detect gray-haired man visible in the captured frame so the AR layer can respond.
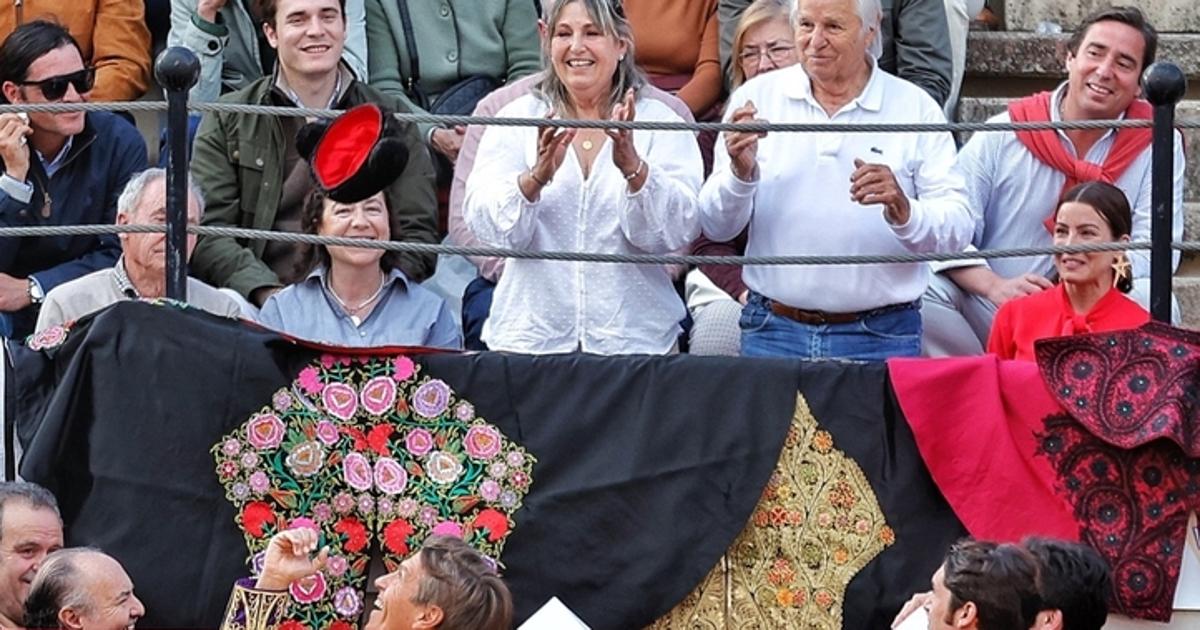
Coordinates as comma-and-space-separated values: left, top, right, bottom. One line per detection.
0, 482, 63, 629
33, 168, 241, 333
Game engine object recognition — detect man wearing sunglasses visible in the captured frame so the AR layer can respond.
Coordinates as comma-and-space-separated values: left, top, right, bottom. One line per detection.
0, 21, 148, 339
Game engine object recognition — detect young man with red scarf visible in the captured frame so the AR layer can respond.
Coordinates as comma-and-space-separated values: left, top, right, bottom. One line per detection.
921, 6, 1185, 357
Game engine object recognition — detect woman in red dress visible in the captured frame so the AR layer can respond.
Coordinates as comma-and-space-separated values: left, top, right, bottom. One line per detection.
987, 181, 1149, 361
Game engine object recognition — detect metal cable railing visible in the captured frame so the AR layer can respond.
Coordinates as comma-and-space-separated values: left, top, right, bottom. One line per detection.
0, 224, 1178, 266
0, 100, 1196, 132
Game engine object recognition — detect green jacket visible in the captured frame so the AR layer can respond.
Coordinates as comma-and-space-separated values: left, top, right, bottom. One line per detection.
365, 0, 541, 142
190, 77, 439, 299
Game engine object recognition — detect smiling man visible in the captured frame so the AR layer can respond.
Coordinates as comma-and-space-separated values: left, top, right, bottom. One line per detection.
0, 483, 63, 629
33, 168, 242, 334
190, 0, 438, 311
921, 6, 1186, 356
224, 531, 510, 630
23, 549, 144, 630
699, 0, 972, 361
0, 21, 148, 340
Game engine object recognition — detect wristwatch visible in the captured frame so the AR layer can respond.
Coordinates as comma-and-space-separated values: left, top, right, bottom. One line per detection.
27, 277, 44, 304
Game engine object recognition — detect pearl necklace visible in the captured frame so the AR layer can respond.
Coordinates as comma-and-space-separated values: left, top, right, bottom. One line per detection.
326, 271, 386, 327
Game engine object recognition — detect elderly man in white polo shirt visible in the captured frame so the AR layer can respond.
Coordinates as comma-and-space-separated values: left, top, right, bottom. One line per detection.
699, 0, 972, 360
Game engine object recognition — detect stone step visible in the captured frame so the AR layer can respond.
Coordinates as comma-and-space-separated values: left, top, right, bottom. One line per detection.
956, 97, 1200, 202
1173, 275, 1200, 330
1003, 0, 1198, 32
1186, 201, 1200, 244
964, 31, 1200, 81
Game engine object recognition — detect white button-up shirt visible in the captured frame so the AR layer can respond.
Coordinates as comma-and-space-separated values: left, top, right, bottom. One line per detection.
464, 93, 702, 355
699, 62, 973, 313
951, 83, 1185, 280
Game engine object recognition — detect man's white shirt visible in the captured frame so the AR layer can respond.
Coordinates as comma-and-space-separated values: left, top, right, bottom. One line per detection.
699, 62, 973, 313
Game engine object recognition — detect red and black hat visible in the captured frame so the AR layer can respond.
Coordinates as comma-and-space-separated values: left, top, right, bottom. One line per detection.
296, 103, 410, 203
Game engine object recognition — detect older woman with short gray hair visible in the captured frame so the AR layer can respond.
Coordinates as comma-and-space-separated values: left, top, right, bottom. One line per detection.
464, 0, 703, 355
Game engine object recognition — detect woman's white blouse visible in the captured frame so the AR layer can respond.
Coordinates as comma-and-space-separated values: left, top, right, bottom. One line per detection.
464, 93, 702, 355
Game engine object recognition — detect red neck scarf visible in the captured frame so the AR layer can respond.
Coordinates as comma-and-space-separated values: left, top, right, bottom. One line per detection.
1008, 91, 1152, 232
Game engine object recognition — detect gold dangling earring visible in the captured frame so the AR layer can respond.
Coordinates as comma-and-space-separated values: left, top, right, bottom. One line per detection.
1111, 253, 1132, 289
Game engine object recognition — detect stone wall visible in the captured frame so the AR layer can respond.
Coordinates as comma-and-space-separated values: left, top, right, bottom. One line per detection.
1003, 0, 1199, 32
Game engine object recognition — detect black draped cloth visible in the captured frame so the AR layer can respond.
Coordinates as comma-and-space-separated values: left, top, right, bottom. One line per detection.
10, 302, 963, 628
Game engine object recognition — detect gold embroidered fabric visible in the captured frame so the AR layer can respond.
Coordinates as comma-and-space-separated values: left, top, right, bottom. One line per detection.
220, 583, 290, 630
649, 394, 894, 629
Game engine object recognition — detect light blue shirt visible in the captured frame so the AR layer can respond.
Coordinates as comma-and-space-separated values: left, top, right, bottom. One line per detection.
257, 266, 461, 350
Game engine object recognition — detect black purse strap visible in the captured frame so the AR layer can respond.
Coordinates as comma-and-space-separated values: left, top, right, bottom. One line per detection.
395, 0, 422, 96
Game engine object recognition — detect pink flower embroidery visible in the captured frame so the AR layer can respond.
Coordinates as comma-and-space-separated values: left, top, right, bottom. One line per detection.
297, 366, 323, 395
248, 471, 270, 494
343, 452, 373, 491
480, 479, 501, 502
392, 356, 415, 381
360, 376, 397, 416
426, 451, 463, 485
412, 380, 450, 419
454, 402, 475, 421
332, 492, 355, 514
289, 572, 327, 604
325, 555, 348, 577
285, 441, 324, 477
315, 421, 339, 446
431, 521, 464, 538
405, 429, 434, 457
246, 414, 285, 450
27, 325, 67, 351
333, 587, 361, 618
373, 457, 408, 495
289, 517, 319, 533
396, 498, 418, 518
221, 438, 241, 456
463, 425, 502, 461
313, 503, 333, 523
322, 383, 358, 421
272, 390, 293, 411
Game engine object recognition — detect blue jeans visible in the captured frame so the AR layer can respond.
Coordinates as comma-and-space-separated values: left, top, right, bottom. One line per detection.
740, 292, 922, 361
461, 276, 495, 351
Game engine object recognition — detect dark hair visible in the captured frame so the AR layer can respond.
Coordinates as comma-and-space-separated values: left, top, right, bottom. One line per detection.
1067, 6, 1157, 75
295, 188, 402, 277
1057, 181, 1134, 293
0, 482, 60, 543
943, 539, 1042, 630
1023, 538, 1111, 630
256, 0, 348, 28
415, 536, 512, 630
0, 20, 82, 100
23, 548, 101, 629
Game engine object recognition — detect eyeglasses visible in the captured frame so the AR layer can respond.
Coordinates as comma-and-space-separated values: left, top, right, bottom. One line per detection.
738, 45, 796, 68
17, 67, 95, 101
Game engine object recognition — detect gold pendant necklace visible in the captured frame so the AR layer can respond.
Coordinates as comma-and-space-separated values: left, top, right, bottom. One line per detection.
326, 271, 386, 328
581, 139, 594, 151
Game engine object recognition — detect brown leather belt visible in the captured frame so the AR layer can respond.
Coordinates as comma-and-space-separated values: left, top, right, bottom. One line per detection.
768, 299, 919, 325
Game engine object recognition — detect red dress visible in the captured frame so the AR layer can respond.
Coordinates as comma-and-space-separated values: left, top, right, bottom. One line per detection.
987, 283, 1149, 361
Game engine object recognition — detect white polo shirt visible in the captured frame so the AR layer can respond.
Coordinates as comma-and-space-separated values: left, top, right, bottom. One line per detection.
699, 62, 972, 313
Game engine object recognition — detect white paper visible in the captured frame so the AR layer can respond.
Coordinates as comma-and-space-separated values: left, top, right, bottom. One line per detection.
894, 605, 929, 630
519, 596, 591, 630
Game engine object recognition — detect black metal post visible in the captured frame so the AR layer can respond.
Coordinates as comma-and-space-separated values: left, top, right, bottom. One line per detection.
153, 47, 200, 301
1143, 62, 1187, 323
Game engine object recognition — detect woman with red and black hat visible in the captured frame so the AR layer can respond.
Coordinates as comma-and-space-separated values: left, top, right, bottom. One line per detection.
256, 105, 461, 349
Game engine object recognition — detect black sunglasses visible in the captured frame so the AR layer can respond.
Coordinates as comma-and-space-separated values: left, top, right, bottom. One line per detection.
17, 67, 95, 101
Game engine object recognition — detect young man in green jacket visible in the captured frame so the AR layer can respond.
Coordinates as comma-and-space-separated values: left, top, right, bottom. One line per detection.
190, 0, 438, 308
